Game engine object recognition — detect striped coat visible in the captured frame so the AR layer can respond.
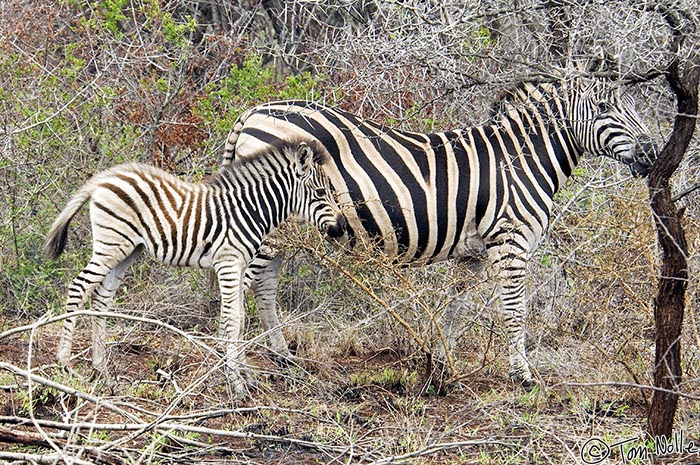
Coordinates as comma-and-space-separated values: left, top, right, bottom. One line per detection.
45, 141, 345, 395
223, 80, 656, 387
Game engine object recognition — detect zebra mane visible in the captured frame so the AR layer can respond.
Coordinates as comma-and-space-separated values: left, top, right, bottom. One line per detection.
211, 138, 329, 186
489, 81, 561, 118
489, 78, 623, 119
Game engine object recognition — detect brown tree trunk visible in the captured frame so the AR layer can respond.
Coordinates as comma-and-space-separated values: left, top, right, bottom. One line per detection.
647, 59, 700, 438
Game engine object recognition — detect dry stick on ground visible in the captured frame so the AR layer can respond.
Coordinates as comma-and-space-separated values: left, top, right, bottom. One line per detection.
1, 311, 374, 460
0, 425, 123, 465
366, 439, 521, 465
1, 309, 231, 451
0, 401, 357, 457
0, 362, 364, 460
0, 452, 98, 465
0, 313, 226, 458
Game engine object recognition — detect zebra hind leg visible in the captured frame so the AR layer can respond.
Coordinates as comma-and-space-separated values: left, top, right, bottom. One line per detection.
56, 248, 136, 377
89, 246, 144, 378
56, 257, 116, 367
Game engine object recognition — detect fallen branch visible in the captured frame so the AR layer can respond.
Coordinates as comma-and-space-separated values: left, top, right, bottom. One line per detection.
0, 424, 58, 448
0, 415, 352, 456
366, 439, 520, 465
0, 452, 95, 465
0, 425, 124, 465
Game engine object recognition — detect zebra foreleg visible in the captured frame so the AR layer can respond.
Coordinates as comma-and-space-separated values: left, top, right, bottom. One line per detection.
498, 265, 535, 389
215, 256, 251, 398
246, 253, 291, 363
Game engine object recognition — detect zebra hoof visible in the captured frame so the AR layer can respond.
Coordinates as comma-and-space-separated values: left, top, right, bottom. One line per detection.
60, 364, 86, 382
509, 369, 536, 391
268, 351, 294, 369
227, 367, 259, 399
520, 377, 537, 391
228, 373, 251, 399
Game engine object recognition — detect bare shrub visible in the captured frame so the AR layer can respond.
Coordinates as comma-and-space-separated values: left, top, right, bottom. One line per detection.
2, 0, 700, 463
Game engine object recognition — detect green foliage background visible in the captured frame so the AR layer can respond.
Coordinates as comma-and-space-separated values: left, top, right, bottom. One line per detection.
0, 1, 331, 323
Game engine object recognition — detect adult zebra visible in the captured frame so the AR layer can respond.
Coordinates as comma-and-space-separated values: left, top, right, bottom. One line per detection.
45, 140, 346, 395
222, 79, 657, 387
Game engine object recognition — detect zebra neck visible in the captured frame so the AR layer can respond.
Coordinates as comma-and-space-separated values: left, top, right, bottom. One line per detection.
493, 100, 582, 193
215, 165, 296, 234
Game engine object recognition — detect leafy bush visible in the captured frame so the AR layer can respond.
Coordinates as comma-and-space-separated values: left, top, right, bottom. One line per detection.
0, 1, 332, 320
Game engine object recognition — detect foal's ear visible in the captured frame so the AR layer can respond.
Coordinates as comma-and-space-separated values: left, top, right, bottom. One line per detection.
295, 142, 315, 177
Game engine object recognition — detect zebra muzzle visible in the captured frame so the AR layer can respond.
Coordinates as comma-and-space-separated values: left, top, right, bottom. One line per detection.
326, 214, 348, 242
629, 138, 658, 178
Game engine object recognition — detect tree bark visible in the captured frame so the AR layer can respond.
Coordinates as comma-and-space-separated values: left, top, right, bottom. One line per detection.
647, 58, 700, 438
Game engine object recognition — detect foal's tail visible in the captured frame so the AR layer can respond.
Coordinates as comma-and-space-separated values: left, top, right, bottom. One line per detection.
44, 179, 97, 259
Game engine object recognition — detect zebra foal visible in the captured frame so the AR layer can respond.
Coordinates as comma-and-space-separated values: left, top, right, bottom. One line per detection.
223, 78, 657, 388
44, 140, 346, 395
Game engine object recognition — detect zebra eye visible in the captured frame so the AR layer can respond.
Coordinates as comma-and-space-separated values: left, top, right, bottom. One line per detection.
598, 101, 613, 113
315, 188, 327, 197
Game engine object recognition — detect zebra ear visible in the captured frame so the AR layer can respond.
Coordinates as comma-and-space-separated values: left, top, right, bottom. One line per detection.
295, 142, 315, 177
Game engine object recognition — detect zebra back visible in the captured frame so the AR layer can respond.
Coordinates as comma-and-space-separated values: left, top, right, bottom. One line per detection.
224, 80, 655, 264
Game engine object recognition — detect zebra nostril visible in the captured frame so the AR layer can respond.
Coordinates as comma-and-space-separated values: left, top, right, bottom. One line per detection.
628, 139, 657, 178
325, 214, 347, 240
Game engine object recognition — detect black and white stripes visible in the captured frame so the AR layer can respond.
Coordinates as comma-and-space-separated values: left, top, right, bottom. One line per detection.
222, 79, 656, 387
45, 141, 346, 395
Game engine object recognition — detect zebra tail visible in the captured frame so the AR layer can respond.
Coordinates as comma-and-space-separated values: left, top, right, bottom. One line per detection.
44, 182, 94, 260
222, 107, 254, 167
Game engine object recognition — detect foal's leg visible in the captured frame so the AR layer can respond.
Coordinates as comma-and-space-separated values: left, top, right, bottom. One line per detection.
246, 253, 290, 360
215, 254, 249, 396
89, 246, 144, 374
56, 254, 121, 366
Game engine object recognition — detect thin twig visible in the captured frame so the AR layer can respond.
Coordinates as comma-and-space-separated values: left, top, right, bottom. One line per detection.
366, 439, 520, 465
550, 381, 700, 400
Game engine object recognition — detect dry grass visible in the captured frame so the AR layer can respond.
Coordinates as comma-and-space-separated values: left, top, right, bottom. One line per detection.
2, 158, 699, 464
1, 2, 698, 462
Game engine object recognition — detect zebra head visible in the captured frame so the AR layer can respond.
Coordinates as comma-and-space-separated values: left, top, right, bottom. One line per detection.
291, 141, 348, 241
573, 85, 657, 177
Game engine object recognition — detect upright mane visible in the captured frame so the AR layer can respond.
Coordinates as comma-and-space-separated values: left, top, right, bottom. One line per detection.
210, 138, 330, 187
489, 81, 564, 119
